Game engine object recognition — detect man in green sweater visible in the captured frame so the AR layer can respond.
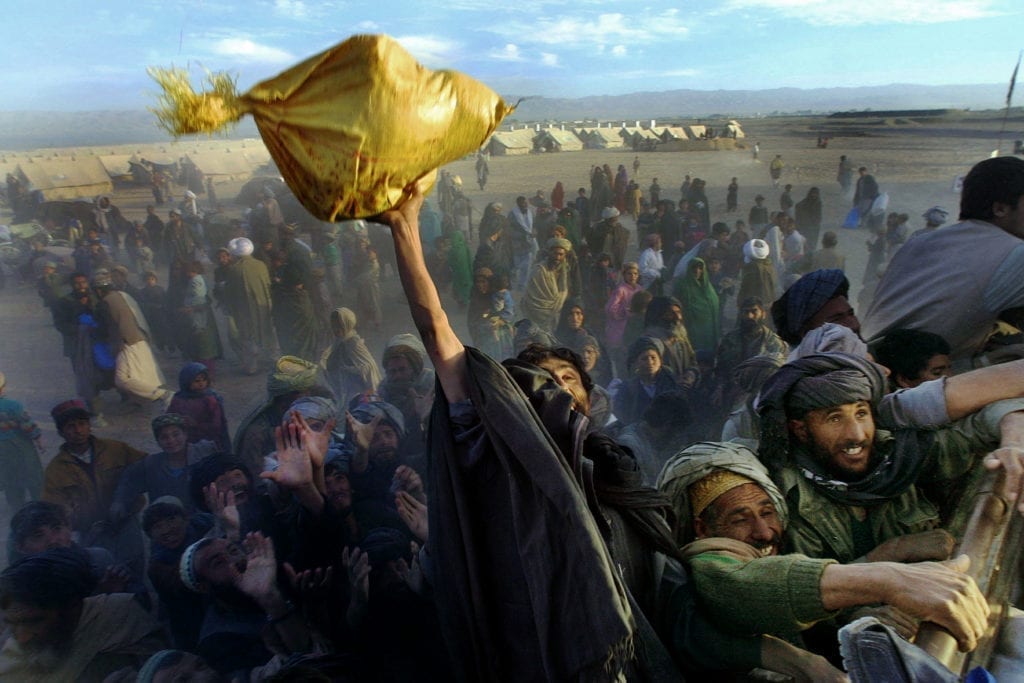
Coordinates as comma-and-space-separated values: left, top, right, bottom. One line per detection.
657, 442, 990, 677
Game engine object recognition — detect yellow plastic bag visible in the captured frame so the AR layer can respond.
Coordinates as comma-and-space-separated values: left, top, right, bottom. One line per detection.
150, 34, 513, 220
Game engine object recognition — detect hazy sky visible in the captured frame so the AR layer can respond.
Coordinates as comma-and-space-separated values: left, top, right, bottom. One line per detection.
2, 0, 1021, 110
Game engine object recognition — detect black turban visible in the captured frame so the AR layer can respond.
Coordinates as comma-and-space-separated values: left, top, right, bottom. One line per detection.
0, 546, 96, 608
771, 269, 849, 344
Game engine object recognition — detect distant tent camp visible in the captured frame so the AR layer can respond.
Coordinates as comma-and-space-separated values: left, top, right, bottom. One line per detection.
97, 154, 134, 181
485, 129, 535, 156
584, 128, 626, 149
16, 157, 112, 200
659, 127, 689, 142
686, 125, 707, 139
725, 120, 746, 138
184, 150, 261, 181
535, 128, 584, 152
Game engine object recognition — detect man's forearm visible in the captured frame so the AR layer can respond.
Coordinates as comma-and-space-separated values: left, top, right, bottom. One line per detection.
819, 562, 893, 610
945, 359, 1024, 421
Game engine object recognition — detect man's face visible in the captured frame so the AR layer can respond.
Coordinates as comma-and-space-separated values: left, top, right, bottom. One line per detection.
516, 197, 528, 211
369, 424, 400, 465
789, 400, 876, 479
59, 418, 91, 449
3, 601, 78, 660
325, 469, 353, 513
17, 523, 72, 555
217, 251, 232, 266
802, 295, 861, 338
196, 538, 246, 589
898, 353, 952, 389
548, 246, 567, 266
535, 358, 590, 415
581, 346, 599, 373
662, 304, 683, 326
156, 426, 188, 456
695, 483, 783, 556
71, 276, 89, 295
385, 356, 415, 384
474, 274, 490, 293
149, 514, 187, 550
567, 306, 584, 330
740, 304, 766, 331
213, 469, 250, 507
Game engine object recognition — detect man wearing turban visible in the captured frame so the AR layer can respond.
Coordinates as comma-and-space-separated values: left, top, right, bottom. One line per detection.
756, 351, 1024, 565
519, 237, 573, 334
771, 269, 859, 346
224, 236, 274, 375
0, 546, 166, 681
653, 442, 991, 677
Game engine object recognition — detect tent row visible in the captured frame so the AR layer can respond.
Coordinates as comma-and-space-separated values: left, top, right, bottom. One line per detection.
483, 120, 745, 155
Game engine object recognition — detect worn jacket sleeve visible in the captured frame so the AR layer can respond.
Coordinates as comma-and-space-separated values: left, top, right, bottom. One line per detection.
686, 552, 837, 636
924, 397, 1024, 482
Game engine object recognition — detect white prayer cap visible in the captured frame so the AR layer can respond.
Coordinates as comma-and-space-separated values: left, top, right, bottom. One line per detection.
601, 207, 620, 219
228, 237, 254, 257
744, 238, 770, 262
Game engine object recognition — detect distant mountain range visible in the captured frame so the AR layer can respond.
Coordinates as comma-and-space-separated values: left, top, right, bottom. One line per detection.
0, 83, 1009, 150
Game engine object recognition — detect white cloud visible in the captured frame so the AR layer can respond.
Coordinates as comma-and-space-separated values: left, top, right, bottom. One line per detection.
354, 20, 380, 31
211, 38, 294, 63
393, 35, 460, 66
492, 10, 690, 48
274, 0, 309, 19
611, 45, 627, 57
489, 43, 525, 62
540, 52, 559, 66
722, 0, 998, 26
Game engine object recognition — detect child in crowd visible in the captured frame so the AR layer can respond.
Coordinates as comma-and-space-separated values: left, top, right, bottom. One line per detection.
0, 372, 44, 511
167, 363, 230, 450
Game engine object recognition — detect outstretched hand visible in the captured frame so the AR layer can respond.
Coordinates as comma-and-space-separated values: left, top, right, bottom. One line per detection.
346, 411, 381, 454
396, 490, 429, 543
263, 422, 313, 490
984, 445, 1024, 514
236, 532, 278, 602
392, 465, 425, 502
204, 482, 240, 536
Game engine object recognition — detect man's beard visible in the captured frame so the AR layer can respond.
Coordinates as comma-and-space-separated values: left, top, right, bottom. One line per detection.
739, 317, 763, 334
809, 436, 877, 482
369, 446, 398, 467
664, 320, 687, 339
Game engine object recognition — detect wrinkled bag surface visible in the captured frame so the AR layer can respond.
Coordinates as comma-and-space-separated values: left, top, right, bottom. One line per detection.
151, 34, 512, 220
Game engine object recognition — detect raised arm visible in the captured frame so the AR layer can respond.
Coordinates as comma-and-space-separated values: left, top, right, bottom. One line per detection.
944, 359, 1024, 421
377, 186, 469, 403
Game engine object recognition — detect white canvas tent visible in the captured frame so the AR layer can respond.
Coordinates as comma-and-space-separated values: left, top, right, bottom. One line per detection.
485, 129, 535, 155
585, 128, 625, 149
535, 128, 584, 152
16, 157, 112, 200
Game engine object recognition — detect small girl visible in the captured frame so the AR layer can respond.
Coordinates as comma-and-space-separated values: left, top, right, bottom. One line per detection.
167, 363, 230, 450
0, 372, 45, 510
613, 336, 677, 427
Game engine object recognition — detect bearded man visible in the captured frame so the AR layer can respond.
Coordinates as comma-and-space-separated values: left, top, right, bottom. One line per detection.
771, 269, 859, 346
0, 547, 164, 681
642, 296, 697, 386
520, 237, 572, 334
756, 352, 1024, 564
714, 296, 788, 409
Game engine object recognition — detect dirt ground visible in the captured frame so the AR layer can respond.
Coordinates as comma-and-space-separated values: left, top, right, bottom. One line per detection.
0, 114, 1006, 566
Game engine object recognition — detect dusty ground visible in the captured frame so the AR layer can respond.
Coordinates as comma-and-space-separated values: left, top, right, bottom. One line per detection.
0, 114, 1007, 566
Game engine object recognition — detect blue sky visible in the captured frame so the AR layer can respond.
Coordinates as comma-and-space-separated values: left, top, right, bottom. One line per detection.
1, 0, 1020, 110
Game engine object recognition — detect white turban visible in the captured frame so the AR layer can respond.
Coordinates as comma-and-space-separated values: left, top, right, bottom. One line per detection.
601, 207, 620, 220
184, 190, 196, 200
744, 238, 770, 263
228, 237, 254, 257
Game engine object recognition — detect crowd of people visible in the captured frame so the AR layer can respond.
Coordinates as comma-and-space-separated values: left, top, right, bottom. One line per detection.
2, 152, 1024, 681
